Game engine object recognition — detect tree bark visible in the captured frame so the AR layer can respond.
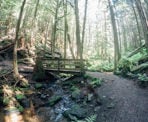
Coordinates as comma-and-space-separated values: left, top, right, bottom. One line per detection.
131, 2, 142, 46
34, 0, 40, 19
13, 0, 28, 84
51, 0, 60, 57
135, 0, 148, 48
82, 0, 88, 56
108, 0, 121, 70
63, 0, 67, 59
74, 0, 84, 72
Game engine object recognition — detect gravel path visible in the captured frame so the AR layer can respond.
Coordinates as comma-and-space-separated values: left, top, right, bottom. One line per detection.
87, 72, 148, 122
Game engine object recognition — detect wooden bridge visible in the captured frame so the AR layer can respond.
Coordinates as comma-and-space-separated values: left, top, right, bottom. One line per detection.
41, 58, 87, 74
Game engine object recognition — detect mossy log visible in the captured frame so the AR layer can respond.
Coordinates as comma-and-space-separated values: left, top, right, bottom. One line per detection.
131, 62, 148, 73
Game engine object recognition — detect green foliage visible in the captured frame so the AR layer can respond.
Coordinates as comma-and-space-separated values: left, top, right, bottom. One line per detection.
118, 57, 133, 75
35, 83, 43, 89
83, 74, 92, 79
90, 78, 102, 88
3, 97, 10, 105
84, 74, 103, 87
71, 85, 80, 91
138, 74, 148, 81
49, 95, 62, 106
128, 48, 147, 63
88, 59, 113, 72
118, 47, 148, 76
137, 73, 148, 87
16, 94, 25, 100
75, 114, 97, 122
17, 104, 24, 112
71, 87, 81, 99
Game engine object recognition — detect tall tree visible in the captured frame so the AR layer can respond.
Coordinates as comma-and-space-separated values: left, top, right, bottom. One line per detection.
82, 0, 88, 56
74, 0, 81, 58
63, 0, 67, 59
108, 0, 121, 70
13, 0, 28, 84
74, 0, 83, 71
135, 0, 148, 48
51, 0, 60, 57
131, 1, 142, 46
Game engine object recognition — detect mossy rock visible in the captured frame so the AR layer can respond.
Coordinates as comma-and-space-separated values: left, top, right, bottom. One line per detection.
49, 95, 62, 106
71, 88, 81, 100
33, 57, 46, 81
63, 104, 87, 119
35, 83, 43, 89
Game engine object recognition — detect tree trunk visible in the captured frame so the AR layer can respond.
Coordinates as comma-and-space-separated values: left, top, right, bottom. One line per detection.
131, 0, 142, 46
51, 0, 60, 57
74, 0, 84, 72
13, 0, 28, 84
108, 0, 121, 70
122, 21, 128, 52
82, 0, 88, 56
34, 0, 40, 19
63, 0, 67, 59
135, 0, 148, 48
74, 0, 81, 58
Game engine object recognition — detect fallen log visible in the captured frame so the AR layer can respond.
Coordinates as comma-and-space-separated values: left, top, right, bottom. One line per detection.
127, 44, 145, 58
0, 43, 14, 54
131, 62, 148, 73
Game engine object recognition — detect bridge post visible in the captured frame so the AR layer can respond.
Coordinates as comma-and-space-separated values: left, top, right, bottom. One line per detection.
58, 59, 60, 73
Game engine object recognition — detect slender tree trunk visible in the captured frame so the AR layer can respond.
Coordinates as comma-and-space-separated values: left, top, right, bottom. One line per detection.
74, 0, 81, 58
108, 0, 121, 70
104, 11, 108, 59
74, 0, 83, 72
13, 0, 28, 84
34, 0, 40, 19
82, 0, 88, 56
63, 0, 67, 59
144, 0, 148, 7
51, 0, 60, 57
131, 1, 142, 46
135, 0, 148, 48
122, 21, 127, 51
67, 33, 75, 59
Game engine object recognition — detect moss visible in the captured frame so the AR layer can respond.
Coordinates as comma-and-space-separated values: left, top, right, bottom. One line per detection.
49, 95, 62, 106
32, 57, 46, 81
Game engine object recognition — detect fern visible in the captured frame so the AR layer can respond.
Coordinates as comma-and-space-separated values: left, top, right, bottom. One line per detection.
76, 114, 97, 122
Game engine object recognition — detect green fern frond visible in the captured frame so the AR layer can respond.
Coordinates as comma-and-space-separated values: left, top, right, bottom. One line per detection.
76, 114, 97, 122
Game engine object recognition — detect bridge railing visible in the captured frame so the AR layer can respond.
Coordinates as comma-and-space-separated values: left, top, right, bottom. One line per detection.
41, 58, 87, 72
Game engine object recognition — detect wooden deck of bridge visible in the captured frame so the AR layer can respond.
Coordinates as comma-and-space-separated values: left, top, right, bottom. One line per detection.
42, 58, 87, 74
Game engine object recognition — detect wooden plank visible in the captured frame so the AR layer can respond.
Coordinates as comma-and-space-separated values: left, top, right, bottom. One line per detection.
44, 68, 82, 74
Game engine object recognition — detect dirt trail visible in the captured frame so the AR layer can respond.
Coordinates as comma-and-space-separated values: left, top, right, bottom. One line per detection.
87, 72, 148, 122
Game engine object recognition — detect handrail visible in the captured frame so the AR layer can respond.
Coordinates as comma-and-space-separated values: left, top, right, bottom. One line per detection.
41, 58, 87, 73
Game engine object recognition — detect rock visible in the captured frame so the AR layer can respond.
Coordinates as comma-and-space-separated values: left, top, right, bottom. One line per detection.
71, 89, 81, 100
19, 99, 30, 108
107, 102, 115, 109
49, 95, 62, 106
63, 104, 87, 120
37, 107, 53, 122
40, 94, 47, 99
87, 93, 93, 102
94, 106, 101, 112
35, 83, 43, 89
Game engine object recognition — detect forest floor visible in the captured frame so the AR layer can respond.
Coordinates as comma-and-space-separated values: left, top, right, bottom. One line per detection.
87, 72, 148, 122
0, 60, 148, 122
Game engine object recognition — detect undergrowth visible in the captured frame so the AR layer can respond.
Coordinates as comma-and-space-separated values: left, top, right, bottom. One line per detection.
72, 114, 97, 122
